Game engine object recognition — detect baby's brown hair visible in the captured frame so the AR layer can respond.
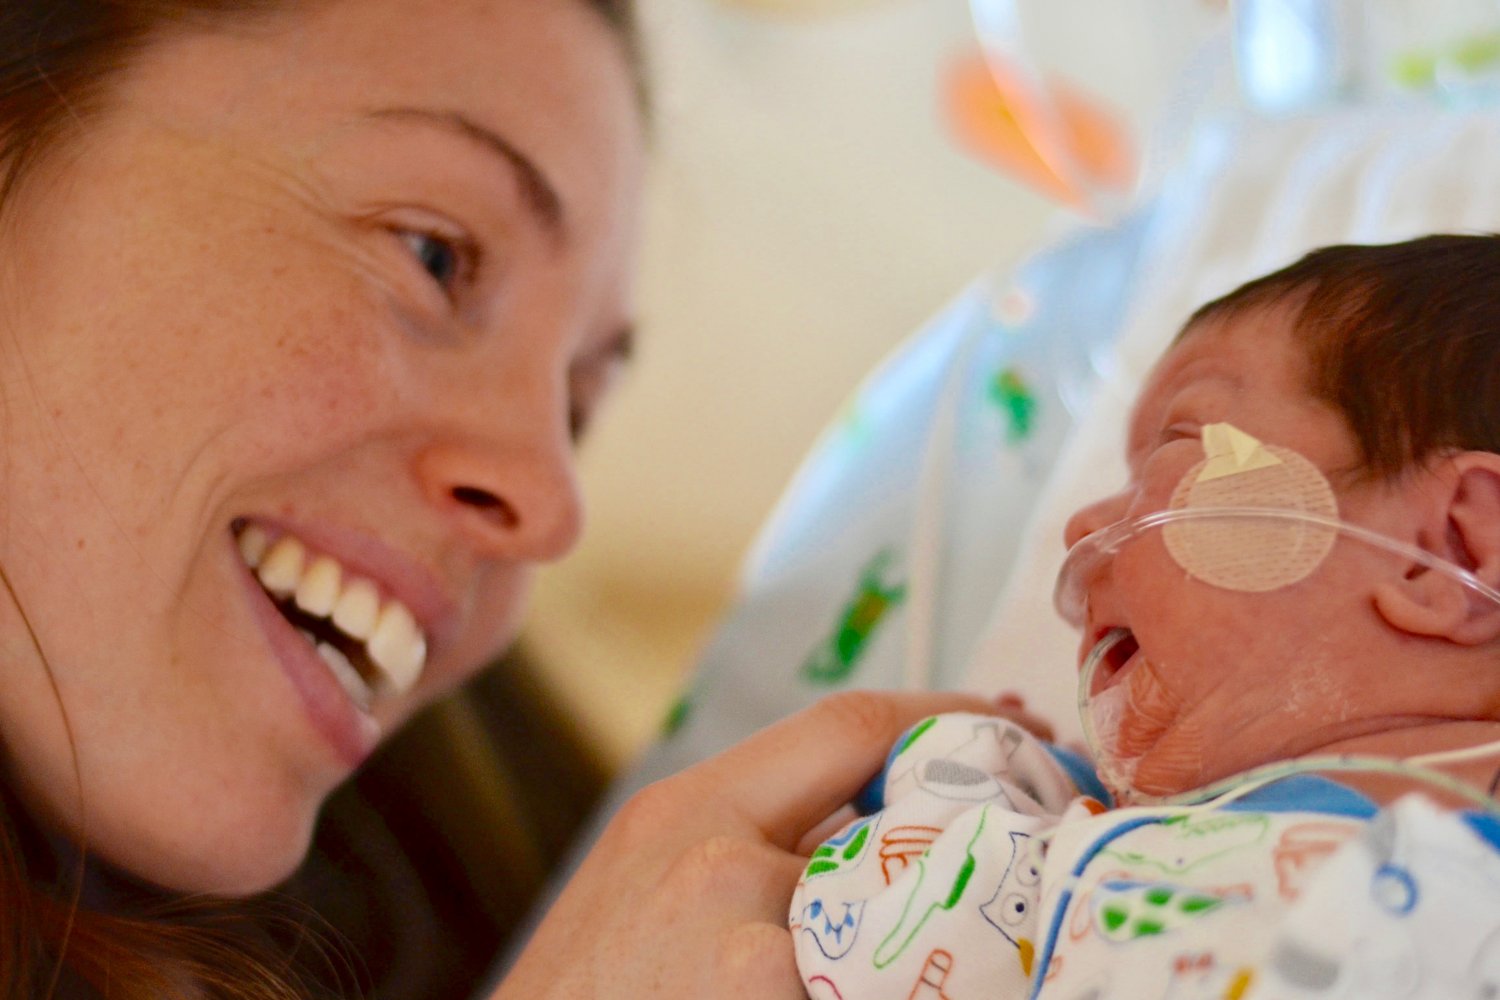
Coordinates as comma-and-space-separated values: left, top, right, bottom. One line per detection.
1182, 234, 1500, 481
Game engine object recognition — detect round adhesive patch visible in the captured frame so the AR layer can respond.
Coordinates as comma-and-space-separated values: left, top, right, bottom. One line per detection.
1162, 444, 1338, 592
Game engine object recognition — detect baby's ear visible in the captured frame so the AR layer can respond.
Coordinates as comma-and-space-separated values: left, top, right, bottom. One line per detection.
1374, 452, 1500, 645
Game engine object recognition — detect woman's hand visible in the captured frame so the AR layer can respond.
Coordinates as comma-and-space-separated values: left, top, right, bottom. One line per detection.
494, 690, 997, 999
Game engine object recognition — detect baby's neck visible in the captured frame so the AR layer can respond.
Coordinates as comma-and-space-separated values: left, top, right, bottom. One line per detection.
1303, 719, 1500, 809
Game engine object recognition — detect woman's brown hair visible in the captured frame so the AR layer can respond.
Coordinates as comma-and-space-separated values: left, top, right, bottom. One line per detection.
0, 0, 639, 996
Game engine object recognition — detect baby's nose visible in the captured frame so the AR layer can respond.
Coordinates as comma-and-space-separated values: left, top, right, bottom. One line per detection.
1063, 490, 1130, 550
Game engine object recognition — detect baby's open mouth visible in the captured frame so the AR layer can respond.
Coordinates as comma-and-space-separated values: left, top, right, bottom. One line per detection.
1088, 627, 1140, 696
233, 521, 427, 710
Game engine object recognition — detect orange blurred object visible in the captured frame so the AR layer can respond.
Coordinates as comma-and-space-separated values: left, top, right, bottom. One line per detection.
944, 51, 1134, 214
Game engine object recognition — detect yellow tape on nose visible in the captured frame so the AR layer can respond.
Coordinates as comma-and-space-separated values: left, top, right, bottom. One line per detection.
1162, 423, 1338, 592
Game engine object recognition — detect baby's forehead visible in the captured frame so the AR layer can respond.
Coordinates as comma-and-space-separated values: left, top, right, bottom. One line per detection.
1126, 304, 1313, 441
1143, 304, 1308, 399
1126, 336, 1237, 435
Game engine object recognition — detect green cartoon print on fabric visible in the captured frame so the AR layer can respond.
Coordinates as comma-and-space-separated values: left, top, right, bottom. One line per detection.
802, 550, 907, 685
805, 817, 877, 880
988, 366, 1038, 444
873, 807, 991, 968
1093, 880, 1239, 942
660, 693, 693, 739
1101, 812, 1270, 877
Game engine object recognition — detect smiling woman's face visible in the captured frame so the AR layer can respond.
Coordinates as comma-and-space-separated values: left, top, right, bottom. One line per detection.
0, 0, 642, 894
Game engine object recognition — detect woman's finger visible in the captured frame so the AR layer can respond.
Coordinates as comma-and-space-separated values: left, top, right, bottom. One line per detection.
794, 804, 859, 857
502, 820, 813, 997
685, 690, 996, 850
654, 834, 809, 923
715, 923, 807, 997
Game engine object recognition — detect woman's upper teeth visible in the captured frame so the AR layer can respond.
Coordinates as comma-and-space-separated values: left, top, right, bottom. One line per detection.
237, 525, 427, 698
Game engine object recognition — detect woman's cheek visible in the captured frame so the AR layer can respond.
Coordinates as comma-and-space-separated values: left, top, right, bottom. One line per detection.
402, 566, 534, 707
233, 302, 412, 453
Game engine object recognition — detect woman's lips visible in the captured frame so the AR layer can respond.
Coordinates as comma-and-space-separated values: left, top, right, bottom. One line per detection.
234, 537, 381, 769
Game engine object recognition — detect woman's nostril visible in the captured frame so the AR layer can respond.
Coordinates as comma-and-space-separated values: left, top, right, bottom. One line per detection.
451, 486, 520, 529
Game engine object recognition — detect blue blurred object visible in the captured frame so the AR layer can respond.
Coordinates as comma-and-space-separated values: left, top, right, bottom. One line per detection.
1232, 0, 1500, 112
1234, 0, 1358, 113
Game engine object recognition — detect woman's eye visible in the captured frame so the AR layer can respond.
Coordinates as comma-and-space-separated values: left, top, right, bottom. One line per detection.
396, 229, 470, 293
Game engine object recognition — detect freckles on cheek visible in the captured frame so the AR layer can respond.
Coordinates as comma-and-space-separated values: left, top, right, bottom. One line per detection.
242, 316, 401, 450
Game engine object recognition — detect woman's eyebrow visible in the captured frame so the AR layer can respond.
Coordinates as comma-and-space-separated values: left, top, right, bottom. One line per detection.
363, 106, 566, 241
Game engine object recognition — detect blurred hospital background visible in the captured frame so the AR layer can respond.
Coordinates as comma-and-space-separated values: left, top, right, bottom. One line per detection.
526, 0, 1180, 768
524, 0, 1481, 768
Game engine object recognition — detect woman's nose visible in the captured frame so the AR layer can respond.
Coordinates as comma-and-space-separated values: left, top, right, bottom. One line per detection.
1063, 489, 1130, 551
414, 433, 584, 563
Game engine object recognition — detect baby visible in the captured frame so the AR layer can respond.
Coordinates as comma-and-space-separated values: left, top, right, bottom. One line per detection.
791, 235, 1500, 999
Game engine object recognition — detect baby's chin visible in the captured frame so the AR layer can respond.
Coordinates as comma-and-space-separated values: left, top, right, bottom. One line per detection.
1102, 653, 1296, 801
1124, 714, 1308, 803
1112, 716, 1219, 802
1118, 757, 1208, 802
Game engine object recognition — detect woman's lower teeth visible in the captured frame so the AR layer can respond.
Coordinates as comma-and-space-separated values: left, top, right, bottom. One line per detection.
300, 630, 374, 710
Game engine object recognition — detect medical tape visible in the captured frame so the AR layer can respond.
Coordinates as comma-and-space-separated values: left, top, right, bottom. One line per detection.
1162, 423, 1338, 591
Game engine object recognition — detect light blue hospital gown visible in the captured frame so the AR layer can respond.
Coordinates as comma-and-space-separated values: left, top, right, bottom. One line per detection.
790, 713, 1500, 999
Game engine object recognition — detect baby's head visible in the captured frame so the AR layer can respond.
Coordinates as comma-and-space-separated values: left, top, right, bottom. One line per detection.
1061, 234, 1500, 801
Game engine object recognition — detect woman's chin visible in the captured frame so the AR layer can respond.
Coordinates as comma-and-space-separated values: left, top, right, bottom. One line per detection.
153, 854, 307, 900
97, 808, 319, 899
